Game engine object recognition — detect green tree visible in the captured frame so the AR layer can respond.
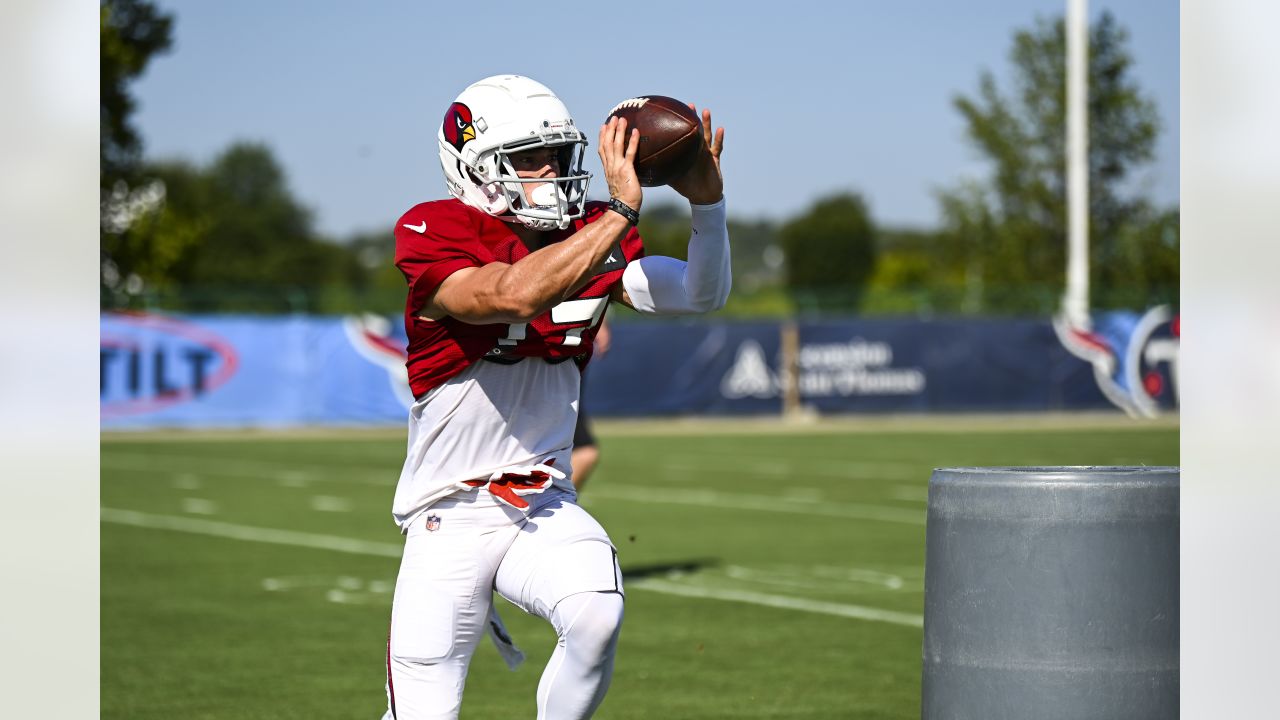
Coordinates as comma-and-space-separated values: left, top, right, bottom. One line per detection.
171, 143, 362, 312
778, 193, 877, 313
101, 0, 176, 303
634, 202, 692, 261
938, 12, 1171, 313
100, 0, 173, 184
106, 143, 365, 313
863, 227, 951, 315
103, 159, 210, 303
343, 229, 417, 314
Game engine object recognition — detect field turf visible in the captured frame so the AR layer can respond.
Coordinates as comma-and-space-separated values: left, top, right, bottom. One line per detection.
102, 417, 1178, 719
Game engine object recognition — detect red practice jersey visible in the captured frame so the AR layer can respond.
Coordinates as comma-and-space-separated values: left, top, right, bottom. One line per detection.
393, 199, 644, 398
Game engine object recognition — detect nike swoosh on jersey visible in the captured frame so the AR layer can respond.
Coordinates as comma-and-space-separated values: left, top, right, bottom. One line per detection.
403, 221, 427, 233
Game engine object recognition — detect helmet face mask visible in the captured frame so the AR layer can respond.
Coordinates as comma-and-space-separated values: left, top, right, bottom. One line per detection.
438, 76, 591, 231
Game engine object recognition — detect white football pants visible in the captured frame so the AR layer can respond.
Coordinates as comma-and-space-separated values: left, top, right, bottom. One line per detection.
384, 489, 624, 719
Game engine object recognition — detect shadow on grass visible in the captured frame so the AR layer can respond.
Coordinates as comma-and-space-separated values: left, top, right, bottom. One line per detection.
621, 558, 719, 580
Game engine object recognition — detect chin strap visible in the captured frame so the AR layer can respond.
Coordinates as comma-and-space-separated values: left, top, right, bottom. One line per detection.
518, 216, 570, 232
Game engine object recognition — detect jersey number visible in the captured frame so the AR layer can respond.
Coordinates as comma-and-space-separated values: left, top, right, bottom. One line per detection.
498, 296, 609, 348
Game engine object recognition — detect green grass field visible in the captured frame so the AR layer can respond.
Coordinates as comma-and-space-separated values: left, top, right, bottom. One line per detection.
102, 417, 1178, 719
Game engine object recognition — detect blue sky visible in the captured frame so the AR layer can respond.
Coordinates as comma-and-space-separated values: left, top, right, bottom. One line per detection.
131, 0, 1178, 238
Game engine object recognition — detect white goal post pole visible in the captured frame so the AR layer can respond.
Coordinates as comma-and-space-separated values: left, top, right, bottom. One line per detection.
1064, 0, 1090, 328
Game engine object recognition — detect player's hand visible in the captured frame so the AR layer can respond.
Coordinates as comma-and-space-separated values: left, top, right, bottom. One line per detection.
599, 116, 643, 211
669, 106, 724, 205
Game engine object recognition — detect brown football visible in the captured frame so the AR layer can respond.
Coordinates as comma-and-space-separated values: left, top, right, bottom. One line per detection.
606, 95, 703, 187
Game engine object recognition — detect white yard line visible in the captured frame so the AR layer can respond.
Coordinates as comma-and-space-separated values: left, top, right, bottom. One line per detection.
627, 578, 922, 628
101, 508, 921, 628
310, 496, 354, 513
101, 507, 403, 557
104, 452, 923, 525
180, 498, 219, 515
587, 486, 925, 526
102, 453, 393, 486
100, 413, 1176, 444
611, 450, 922, 477
103, 450, 917, 485
642, 461, 920, 481
724, 564, 908, 591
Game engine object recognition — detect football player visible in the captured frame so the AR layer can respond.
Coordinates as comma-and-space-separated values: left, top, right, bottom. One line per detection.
383, 74, 728, 720
571, 316, 609, 492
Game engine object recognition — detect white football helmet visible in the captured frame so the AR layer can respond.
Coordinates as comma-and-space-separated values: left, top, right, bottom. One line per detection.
438, 75, 591, 231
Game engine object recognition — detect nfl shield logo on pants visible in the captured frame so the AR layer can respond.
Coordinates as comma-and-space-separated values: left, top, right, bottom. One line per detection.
425, 514, 441, 532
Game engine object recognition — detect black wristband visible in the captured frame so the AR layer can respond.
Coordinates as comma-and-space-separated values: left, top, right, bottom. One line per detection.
607, 198, 640, 226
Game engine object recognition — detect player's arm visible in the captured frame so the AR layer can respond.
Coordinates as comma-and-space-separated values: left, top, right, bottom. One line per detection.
614, 199, 731, 314
423, 118, 644, 325
615, 106, 731, 315
425, 212, 630, 324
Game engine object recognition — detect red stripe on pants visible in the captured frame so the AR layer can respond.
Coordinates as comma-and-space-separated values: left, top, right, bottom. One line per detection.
386, 629, 397, 719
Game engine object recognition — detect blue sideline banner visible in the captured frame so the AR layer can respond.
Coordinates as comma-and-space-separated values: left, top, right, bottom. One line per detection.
583, 317, 1118, 416
585, 320, 783, 417
101, 312, 412, 429
101, 311, 1176, 428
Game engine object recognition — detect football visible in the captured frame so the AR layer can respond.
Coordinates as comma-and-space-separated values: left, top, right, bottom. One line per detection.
606, 95, 703, 187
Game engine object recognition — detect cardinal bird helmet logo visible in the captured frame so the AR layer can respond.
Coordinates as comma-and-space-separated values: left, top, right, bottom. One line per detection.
443, 102, 476, 152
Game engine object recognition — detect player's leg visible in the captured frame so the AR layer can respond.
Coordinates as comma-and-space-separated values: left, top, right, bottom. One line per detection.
570, 404, 600, 491
535, 588, 624, 718
570, 445, 599, 491
495, 495, 625, 719
386, 505, 518, 720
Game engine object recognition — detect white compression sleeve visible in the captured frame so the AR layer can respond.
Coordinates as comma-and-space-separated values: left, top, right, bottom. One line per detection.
621, 198, 731, 314
536, 591, 624, 720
